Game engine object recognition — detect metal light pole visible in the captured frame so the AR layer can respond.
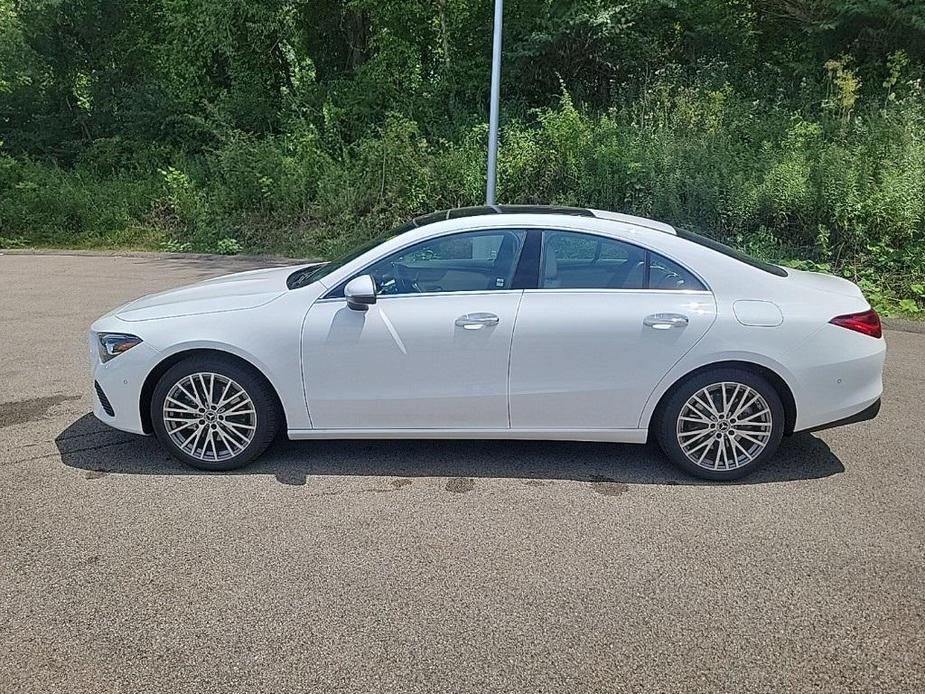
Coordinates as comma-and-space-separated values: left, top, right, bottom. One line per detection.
485, 0, 503, 206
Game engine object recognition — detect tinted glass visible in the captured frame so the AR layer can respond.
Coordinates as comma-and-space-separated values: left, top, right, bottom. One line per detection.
541, 231, 646, 289
676, 228, 787, 277
332, 229, 526, 297
497, 205, 593, 217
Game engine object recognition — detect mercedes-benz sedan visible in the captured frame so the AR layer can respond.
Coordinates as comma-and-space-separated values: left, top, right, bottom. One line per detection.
89, 206, 885, 480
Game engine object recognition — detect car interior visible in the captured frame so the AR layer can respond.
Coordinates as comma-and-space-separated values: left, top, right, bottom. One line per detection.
364, 230, 526, 294
542, 232, 704, 290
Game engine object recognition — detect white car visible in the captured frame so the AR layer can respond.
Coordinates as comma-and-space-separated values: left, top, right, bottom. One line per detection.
89, 206, 885, 480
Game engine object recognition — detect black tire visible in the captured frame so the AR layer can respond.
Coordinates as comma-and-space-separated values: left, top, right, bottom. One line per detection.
151, 354, 281, 471
655, 368, 785, 481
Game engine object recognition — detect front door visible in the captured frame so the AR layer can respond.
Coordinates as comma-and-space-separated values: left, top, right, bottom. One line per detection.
302, 229, 527, 430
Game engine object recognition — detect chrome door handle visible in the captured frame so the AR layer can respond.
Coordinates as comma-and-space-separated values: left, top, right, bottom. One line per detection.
644, 313, 689, 329
455, 312, 500, 330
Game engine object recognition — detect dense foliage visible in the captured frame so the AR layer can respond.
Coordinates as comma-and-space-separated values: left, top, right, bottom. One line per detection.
1, 0, 924, 313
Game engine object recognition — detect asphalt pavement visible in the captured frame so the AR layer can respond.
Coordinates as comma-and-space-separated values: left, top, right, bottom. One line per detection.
1, 252, 923, 693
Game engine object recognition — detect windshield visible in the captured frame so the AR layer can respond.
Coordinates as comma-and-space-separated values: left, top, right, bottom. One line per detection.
286, 223, 415, 290
676, 228, 788, 277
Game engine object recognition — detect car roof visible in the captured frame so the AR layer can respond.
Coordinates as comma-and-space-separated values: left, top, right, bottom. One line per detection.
400, 205, 677, 235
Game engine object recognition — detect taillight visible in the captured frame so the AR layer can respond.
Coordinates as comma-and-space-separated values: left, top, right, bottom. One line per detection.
829, 309, 882, 338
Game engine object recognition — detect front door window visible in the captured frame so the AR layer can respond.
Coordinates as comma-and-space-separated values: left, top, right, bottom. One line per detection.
331, 229, 526, 297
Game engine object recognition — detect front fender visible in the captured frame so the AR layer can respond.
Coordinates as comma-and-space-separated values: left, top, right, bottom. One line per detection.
144, 336, 310, 431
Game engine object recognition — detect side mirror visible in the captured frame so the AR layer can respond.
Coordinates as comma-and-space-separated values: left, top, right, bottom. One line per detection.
344, 275, 377, 311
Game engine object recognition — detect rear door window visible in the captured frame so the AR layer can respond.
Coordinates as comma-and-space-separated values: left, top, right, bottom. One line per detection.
541, 231, 647, 289
539, 230, 707, 291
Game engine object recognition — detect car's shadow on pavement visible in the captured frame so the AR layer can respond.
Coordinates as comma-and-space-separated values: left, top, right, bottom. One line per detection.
55, 413, 845, 486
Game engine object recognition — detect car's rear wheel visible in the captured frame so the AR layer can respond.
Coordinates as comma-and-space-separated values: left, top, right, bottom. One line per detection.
656, 368, 785, 481
151, 355, 280, 471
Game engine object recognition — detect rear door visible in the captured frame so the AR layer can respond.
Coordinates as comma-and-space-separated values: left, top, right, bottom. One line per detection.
509, 230, 717, 430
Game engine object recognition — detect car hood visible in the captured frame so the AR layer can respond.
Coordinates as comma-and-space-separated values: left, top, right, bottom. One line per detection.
115, 265, 302, 322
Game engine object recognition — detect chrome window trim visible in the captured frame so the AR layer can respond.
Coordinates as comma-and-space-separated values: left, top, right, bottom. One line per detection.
522, 288, 713, 295
314, 289, 526, 304
317, 220, 713, 297
313, 287, 712, 305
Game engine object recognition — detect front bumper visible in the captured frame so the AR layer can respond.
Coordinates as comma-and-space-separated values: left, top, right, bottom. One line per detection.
89, 332, 160, 435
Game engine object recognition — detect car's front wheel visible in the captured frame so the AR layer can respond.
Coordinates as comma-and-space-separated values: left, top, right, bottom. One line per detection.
151, 355, 280, 471
656, 368, 785, 481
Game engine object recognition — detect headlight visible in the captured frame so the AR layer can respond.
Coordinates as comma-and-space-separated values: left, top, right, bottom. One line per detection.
97, 333, 143, 362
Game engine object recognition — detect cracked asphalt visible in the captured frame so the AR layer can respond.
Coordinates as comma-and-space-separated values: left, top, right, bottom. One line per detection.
1, 252, 923, 693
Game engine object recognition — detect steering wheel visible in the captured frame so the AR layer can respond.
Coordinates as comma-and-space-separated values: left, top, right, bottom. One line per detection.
390, 262, 421, 294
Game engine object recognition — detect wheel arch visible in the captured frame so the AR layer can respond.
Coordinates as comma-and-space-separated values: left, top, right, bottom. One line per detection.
139, 348, 287, 434
647, 360, 797, 437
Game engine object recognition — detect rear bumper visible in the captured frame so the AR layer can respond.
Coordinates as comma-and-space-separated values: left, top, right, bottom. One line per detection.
802, 398, 880, 434
789, 325, 885, 431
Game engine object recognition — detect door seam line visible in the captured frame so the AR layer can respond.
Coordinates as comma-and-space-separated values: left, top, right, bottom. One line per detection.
298, 299, 316, 429
636, 295, 719, 428
506, 291, 525, 428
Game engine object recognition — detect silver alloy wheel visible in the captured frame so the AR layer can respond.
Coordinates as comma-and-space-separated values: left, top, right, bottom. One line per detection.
162, 372, 257, 463
676, 382, 773, 471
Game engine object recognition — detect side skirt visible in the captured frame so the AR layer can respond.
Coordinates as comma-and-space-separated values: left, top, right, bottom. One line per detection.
287, 428, 649, 444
